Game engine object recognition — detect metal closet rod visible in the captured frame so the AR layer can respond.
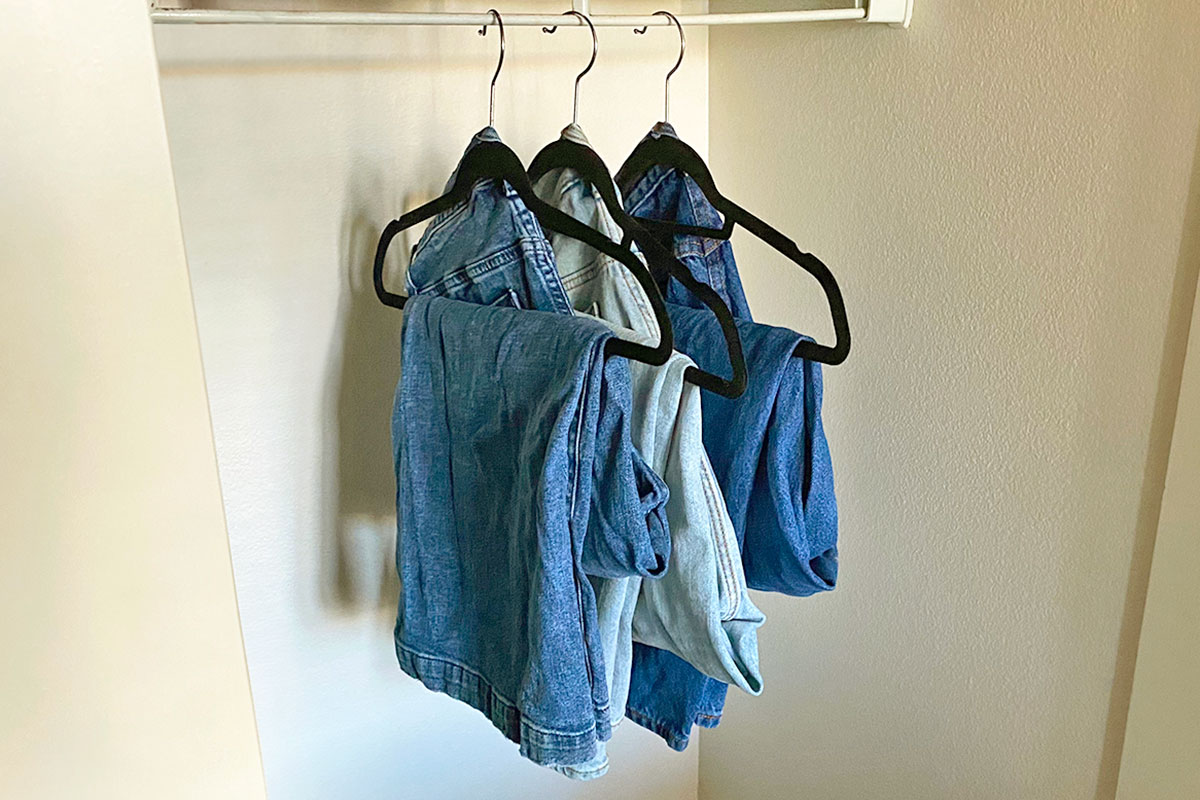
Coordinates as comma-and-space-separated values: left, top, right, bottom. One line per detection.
150, 8, 879, 27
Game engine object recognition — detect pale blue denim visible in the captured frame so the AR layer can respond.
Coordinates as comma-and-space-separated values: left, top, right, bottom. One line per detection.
625, 304, 838, 750
534, 132, 763, 777
393, 294, 670, 770
620, 132, 839, 750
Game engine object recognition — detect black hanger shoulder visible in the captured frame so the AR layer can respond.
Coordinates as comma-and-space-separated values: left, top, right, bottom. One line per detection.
616, 135, 734, 241
529, 137, 747, 398
374, 139, 674, 366
617, 132, 851, 366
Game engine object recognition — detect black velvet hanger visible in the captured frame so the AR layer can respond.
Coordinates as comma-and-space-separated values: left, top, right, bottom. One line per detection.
618, 9, 849, 365
529, 138, 747, 398
373, 138, 674, 366
616, 132, 852, 366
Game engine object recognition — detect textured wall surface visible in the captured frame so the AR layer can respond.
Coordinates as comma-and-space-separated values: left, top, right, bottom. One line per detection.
701, 2, 1200, 798
155, 1, 707, 797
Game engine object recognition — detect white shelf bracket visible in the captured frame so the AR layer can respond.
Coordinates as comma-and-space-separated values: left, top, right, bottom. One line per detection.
864, 0, 914, 27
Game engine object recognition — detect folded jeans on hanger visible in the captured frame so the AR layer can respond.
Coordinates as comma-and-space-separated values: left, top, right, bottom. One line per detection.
393, 294, 670, 770
625, 304, 838, 750
618, 140, 839, 749
533, 139, 765, 777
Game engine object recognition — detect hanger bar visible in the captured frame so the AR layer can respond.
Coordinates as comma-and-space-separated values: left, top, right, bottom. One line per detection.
149, 8, 876, 28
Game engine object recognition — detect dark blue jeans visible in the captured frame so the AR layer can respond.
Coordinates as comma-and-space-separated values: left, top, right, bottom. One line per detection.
621, 135, 839, 749
624, 303, 838, 749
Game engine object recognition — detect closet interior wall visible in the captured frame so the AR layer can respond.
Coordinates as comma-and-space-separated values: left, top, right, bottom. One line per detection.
154, 2, 706, 798
702, 2, 1200, 799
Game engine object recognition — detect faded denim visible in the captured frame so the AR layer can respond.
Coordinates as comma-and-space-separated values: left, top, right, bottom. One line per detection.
393, 131, 675, 776
393, 294, 670, 770
534, 131, 764, 779
405, 129, 671, 582
626, 304, 838, 750
405, 127, 575, 316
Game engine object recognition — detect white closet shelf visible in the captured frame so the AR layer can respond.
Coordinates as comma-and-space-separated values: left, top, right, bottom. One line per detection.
149, 2, 914, 29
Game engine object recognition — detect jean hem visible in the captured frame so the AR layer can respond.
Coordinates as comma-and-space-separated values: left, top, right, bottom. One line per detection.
551, 756, 611, 781
396, 638, 610, 768
624, 706, 694, 752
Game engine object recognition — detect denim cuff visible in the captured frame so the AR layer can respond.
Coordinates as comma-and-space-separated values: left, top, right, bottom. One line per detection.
396, 639, 610, 768
550, 744, 610, 781
624, 705, 695, 752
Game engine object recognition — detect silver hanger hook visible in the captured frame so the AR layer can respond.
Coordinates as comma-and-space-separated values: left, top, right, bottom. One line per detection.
634, 10, 685, 123
543, 10, 597, 127
478, 9, 505, 128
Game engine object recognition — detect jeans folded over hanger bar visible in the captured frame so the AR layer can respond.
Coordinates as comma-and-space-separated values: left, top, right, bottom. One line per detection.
393, 294, 670, 771
619, 143, 839, 750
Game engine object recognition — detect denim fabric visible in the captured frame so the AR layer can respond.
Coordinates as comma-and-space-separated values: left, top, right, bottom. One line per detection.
619, 122, 753, 321
405, 129, 671, 583
621, 129, 839, 750
393, 294, 671, 770
533, 134, 763, 781
667, 304, 838, 594
626, 307, 837, 751
405, 128, 575, 316
395, 133, 675, 777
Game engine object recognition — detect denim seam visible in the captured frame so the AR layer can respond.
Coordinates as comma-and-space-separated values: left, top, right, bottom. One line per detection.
567, 354, 590, 697
508, 188, 576, 316
410, 242, 528, 295
613, 260, 657, 332
561, 260, 659, 338
680, 177, 728, 259
698, 458, 742, 622
626, 169, 675, 218
559, 257, 607, 292
410, 201, 471, 266
552, 755, 611, 781
569, 338, 613, 727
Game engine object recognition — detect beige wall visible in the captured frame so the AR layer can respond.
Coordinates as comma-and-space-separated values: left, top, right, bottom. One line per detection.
0, 2, 264, 798
154, 1, 706, 797
702, 2, 1200, 799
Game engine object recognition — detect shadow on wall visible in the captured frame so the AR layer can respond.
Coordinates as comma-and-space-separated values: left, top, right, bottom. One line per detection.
321, 172, 405, 614
1096, 122, 1200, 799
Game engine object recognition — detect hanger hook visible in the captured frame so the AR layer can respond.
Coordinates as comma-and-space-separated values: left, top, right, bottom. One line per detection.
634, 11, 684, 123
478, 9, 505, 128
543, 10, 597, 127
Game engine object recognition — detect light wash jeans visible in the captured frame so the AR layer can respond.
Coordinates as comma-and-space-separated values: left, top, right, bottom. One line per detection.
534, 128, 763, 778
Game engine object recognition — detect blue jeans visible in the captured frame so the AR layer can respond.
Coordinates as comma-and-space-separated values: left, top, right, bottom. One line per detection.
625, 303, 838, 750
533, 131, 763, 770
394, 130, 671, 775
620, 132, 839, 750
393, 294, 670, 768
406, 127, 575, 316
619, 122, 754, 321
